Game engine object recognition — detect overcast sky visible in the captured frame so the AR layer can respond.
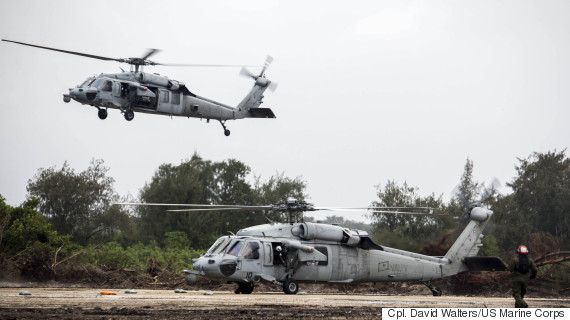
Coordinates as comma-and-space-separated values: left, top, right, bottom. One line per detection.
1, 0, 569, 222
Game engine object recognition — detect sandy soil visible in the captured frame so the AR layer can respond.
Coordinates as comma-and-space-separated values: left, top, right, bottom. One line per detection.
0, 288, 568, 319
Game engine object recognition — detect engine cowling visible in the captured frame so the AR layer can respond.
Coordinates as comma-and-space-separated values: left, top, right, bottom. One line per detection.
168, 80, 181, 91
138, 72, 170, 87
294, 222, 361, 246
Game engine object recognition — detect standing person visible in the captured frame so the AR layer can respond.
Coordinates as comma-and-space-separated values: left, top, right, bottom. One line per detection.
508, 245, 538, 308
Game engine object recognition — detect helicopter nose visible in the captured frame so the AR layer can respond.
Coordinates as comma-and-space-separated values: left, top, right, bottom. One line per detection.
68, 88, 87, 101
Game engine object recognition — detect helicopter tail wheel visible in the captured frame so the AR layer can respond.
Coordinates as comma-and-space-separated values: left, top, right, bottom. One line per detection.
432, 287, 442, 296
283, 278, 298, 294
219, 120, 231, 136
422, 281, 442, 296
124, 110, 134, 121
98, 109, 108, 120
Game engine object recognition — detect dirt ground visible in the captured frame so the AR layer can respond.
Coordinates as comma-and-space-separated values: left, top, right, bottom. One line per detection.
0, 287, 568, 320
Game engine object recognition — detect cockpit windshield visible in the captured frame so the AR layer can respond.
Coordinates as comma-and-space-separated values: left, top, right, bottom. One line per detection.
80, 78, 94, 87
226, 240, 244, 257
206, 237, 231, 256
90, 79, 101, 89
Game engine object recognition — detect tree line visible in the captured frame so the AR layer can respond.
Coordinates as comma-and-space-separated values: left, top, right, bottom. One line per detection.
0, 150, 568, 281
369, 150, 570, 259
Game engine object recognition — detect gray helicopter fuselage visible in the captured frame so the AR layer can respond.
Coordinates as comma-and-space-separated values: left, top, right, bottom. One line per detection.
65, 71, 257, 121
186, 207, 506, 294
2, 39, 275, 135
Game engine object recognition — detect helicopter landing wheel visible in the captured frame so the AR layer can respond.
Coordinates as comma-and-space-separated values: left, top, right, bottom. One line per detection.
235, 282, 254, 294
283, 278, 298, 294
98, 109, 108, 120
432, 287, 442, 296
422, 281, 442, 296
219, 121, 230, 136
124, 110, 134, 121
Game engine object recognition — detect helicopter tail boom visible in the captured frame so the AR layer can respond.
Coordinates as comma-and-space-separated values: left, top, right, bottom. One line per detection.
441, 207, 506, 276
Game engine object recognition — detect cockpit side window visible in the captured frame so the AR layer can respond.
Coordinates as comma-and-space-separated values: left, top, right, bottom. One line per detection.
90, 79, 101, 89
242, 241, 260, 260
101, 80, 112, 92
227, 240, 244, 257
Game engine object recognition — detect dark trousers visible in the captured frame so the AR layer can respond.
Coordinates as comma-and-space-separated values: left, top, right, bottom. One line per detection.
512, 278, 528, 307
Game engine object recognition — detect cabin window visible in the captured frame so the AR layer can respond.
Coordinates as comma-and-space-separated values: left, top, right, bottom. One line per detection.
171, 92, 180, 105
242, 242, 260, 260
160, 90, 169, 103
315, 246, 328, 266
101, 80, 112, 92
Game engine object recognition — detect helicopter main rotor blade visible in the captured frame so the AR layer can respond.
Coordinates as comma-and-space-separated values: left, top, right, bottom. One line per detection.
141, 48, 160, 61
312, 206, 434, 211
369, 210, 444, 216
160, 63, 262, 68
114, 202, 272, 209
167, 208, 263, 212
2, 39, 123, 63
3, 39, 260, 69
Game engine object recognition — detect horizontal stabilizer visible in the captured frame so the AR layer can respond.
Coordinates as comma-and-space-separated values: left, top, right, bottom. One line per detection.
463, 256, 508, 271
249, 108, 276, 118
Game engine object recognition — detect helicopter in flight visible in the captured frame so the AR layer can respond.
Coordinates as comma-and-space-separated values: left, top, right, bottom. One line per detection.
119, 199, 507, 295
2, 39, 277, 136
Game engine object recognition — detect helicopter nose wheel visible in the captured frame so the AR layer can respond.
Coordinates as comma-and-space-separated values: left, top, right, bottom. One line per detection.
97, 109, 108, 120
124, 110, 135, 121
218, 120, 230, 136
234, 282, 254, 294
283, 278, 298, 294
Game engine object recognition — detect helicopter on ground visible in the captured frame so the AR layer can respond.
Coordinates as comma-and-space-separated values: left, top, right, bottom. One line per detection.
119, 199, 507, 295
2, 39, 277, 136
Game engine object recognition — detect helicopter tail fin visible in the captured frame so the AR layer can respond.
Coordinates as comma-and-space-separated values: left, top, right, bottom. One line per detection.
441, 207, 505, 276
236, 56, 277, 118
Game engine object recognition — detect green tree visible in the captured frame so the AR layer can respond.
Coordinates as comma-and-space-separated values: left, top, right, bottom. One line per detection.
369, 181, 445, 251
454, 158, 482, 210
0, 195, 72, 279
252, 172, 307, 222
26, 159, 131, 245
137, 154, 217, 248
137, 155, 308, 249
495, 150, 570, 250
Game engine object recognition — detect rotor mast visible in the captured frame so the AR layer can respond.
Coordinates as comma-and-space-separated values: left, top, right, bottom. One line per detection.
275, 198, 314, 224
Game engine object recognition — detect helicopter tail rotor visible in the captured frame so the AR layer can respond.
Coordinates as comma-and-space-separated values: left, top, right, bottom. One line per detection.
259, 55, 273, 77
239, 67, 257, 79
240, 56, 274, 79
